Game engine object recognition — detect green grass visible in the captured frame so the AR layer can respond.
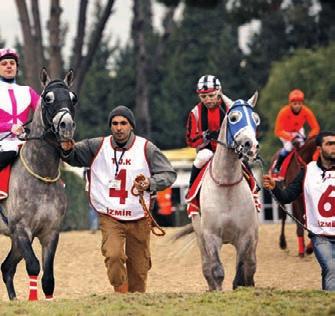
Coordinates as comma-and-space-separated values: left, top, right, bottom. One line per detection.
0, 288, 334, 316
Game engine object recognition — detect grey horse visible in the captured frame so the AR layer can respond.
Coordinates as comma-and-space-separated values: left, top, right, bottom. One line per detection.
177, 92, 260, 291
0, 68, 76, 300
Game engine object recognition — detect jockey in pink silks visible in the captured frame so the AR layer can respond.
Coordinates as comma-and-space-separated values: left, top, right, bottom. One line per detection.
0, 48, 40, 199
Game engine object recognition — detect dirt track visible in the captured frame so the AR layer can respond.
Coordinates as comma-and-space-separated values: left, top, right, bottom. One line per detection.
0, 224, 320, 301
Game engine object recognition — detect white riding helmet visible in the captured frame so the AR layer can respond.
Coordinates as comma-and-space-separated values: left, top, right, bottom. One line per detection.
196, 75, 221, 93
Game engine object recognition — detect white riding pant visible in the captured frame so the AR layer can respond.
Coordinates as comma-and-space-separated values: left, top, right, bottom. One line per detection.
193, 148, 214, 169
0, 137, 24, 153
279, 128, 305, 152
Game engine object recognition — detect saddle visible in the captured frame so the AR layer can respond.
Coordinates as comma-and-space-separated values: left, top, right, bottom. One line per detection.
273, 151, 296, 181
186, 160, 260, 216
271, 149, 311, 181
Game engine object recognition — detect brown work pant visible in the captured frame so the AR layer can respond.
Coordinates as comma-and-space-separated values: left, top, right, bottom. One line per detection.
99, 214, 151, 293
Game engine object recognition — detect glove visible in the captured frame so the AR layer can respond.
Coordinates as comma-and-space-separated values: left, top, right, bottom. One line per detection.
292, 134, 305, 148
11, 124, 25, 136
203, 130, 219, 141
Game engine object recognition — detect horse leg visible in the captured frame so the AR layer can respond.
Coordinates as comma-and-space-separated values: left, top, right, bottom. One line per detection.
14, 229, 41, 300
191, 217, 219, 291
40, 231, 60, 300
279, 205, 287, 249
1, 239, 23, 300
293, 200, 305, 257
202, 233, 224, 291
233, 236, 257, 289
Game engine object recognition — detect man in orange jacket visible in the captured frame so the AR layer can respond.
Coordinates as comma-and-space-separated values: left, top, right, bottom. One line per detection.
273, 89, 320, 174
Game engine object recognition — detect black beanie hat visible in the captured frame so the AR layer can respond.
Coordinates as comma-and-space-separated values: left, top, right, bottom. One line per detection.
108, 105, 136, 129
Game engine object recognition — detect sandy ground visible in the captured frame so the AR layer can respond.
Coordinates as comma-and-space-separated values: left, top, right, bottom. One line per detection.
0, 224, 320, 301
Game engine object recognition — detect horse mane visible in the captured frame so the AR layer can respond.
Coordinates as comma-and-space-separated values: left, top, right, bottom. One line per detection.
296, 135, 317, 163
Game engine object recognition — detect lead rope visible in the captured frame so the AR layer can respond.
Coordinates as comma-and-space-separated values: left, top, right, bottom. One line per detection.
254, 157, 315, 237
131, 174, 166, 237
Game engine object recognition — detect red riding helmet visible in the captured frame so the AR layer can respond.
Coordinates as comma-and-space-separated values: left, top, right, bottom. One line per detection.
289, 89, 304, 102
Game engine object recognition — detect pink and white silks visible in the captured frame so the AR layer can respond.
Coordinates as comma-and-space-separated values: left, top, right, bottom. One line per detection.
0, 80, 40, 152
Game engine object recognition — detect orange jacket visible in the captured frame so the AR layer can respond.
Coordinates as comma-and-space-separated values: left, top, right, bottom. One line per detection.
274, 104, 320, 141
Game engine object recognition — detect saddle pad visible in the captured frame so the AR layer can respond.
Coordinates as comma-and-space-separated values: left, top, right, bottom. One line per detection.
185, 160, 257, 215
185, 162, 210, 203
0, 164, 11, 200
278, 151, 295, 179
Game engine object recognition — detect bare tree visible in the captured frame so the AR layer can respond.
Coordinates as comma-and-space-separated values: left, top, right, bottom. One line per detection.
72, 0, 115, 93
132, 0, 152, 138
15, 0, 39, 89
47, 0, 63, 78
152, 5, 177, 70
131, 0, 177, 138
15, 0, 115, 93
31, 0, 45, 72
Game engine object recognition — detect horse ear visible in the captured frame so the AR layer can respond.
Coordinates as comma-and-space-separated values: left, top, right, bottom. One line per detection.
64, 69, 74, 87
40, 67, 51, 88
247, 91, 258, 108
221, 93, 234, 109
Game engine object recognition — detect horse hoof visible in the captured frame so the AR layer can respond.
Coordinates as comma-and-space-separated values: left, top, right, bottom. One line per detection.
279, 235, 287, 249
279, 240, 287, 249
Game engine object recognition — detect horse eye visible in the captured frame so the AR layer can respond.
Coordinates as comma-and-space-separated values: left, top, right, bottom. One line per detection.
69, 92, 77, 104
252, 112, 261, 126
228, 111, 242, 124
44, 92, 55, 104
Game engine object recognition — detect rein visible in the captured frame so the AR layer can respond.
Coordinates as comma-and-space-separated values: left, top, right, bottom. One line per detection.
254, 157, 315, 237
269, 188, 315, 237
293, 150, 307, 168
0, 119, 33, 141
131, 175, 166, 237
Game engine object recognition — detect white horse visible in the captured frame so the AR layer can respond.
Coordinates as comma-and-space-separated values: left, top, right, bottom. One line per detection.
178, 92, 260, 291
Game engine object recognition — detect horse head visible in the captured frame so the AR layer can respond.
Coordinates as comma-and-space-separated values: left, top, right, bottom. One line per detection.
40, 68, 77, 142
221, 92, 260, 161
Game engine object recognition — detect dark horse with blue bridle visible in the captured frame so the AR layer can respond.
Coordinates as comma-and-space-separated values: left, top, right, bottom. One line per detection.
0, 68, 77, 300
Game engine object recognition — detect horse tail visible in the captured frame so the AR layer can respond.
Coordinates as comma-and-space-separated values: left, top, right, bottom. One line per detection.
172, 223, 194, 240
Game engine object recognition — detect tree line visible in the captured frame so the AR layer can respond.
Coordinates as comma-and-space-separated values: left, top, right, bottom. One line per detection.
5, 0, 335, 154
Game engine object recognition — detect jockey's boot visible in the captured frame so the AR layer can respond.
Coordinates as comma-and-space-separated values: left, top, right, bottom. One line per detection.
189, 165, 201, 188
273, 150, 288, 174
114, 282, 128, 293
0, 150, 17, 170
